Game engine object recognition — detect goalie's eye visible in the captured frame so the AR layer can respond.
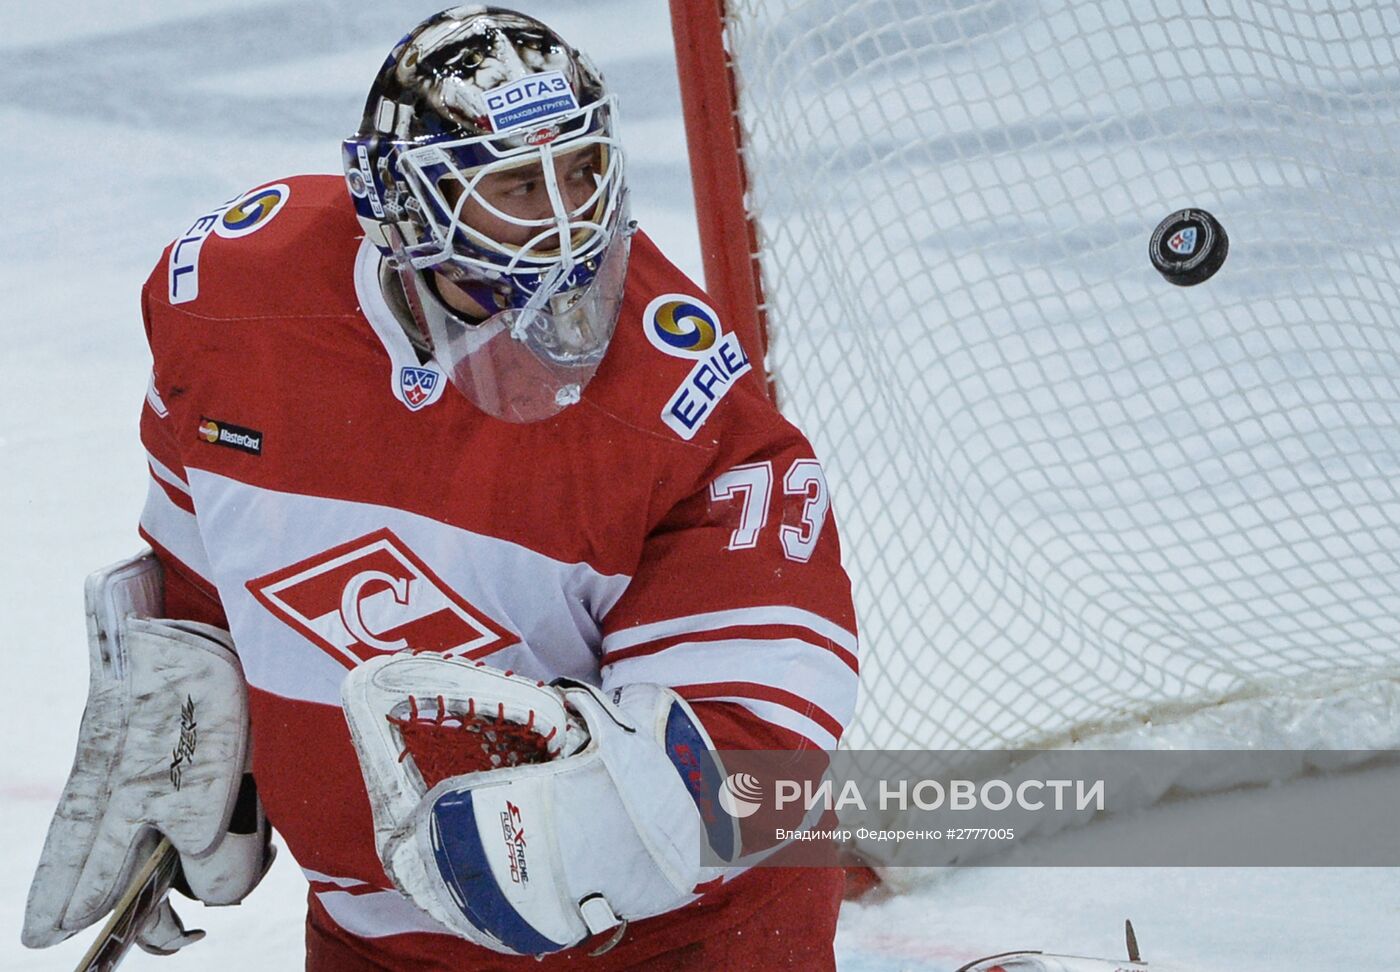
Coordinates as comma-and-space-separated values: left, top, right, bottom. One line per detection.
498, 175, 542, 201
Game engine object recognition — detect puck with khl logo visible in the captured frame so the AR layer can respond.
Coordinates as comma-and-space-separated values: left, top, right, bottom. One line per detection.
1149, 208, 1228, 286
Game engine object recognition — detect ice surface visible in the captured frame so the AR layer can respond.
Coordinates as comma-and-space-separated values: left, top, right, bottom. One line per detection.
0, 2, 1394, 969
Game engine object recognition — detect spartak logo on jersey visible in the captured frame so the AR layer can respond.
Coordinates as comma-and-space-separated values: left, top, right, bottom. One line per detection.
246, 528, 517, 668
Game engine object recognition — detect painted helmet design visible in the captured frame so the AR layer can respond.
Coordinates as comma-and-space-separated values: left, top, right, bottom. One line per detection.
342, 7, 631, 421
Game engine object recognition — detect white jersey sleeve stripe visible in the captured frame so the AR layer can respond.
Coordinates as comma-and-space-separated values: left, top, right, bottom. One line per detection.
600, 638, 857, 735
602, 622, 857, 673
313, 886, 452, 939
688, 695, 838, 751
146, 451, 191, 493
603, 605, 857, 655
138, 476, 215, 586
301, 868, 369, 890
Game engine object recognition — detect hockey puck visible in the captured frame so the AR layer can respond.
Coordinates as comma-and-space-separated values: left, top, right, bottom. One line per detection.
1149, 208, 1228, 286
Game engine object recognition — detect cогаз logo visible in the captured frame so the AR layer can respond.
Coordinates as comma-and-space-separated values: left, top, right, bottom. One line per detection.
483, 71, 578, 133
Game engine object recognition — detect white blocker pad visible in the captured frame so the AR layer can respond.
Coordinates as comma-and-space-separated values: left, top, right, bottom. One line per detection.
342, 654, 738, 956
23, 552, 250, 947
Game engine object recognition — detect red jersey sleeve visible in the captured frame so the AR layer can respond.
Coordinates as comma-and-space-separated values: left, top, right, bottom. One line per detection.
598, 426, 859, 752
135, 271, 227, 627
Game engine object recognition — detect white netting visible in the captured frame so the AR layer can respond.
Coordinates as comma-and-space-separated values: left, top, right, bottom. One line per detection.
720, 0, 1400, 751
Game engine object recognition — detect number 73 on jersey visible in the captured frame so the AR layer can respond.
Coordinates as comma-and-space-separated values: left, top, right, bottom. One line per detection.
709, 459, 831, 562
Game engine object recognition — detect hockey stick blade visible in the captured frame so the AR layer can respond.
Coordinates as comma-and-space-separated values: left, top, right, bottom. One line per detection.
74, 837, 181, 972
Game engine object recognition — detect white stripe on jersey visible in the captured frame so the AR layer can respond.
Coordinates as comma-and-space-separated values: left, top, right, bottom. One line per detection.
602, 605, 857, 659
601, 638, 857, 746
301, 867, 366, 888
314, 886, 451, 939
603, 637, 858, 720
146, 451, 190, 493
302, 873, 448, 941
691, 695, 840, 751
304, 867, 708, 942
139, 475, 214, 585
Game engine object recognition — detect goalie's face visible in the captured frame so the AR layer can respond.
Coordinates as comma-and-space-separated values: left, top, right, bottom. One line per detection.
440, 144, 606, 254
341, 5, 631, 423
392, 125, 632, 423
392, 99, 626, 294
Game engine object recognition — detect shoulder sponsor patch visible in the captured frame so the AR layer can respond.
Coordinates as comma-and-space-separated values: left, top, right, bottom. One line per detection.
167, 183, 291, 304
215, 183, 290, 239
483, 70, 578, 133
197, 417, 263, 455
643, 294, 752, 440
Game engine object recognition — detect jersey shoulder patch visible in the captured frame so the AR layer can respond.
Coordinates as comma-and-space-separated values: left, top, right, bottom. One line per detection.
593, 232, 766, 445
637, 290, 755, 441
165, 181, 294, 307
154, 175, 360, 319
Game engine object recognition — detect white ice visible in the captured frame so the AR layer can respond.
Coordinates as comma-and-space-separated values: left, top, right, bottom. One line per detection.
1, 2, 1395, 969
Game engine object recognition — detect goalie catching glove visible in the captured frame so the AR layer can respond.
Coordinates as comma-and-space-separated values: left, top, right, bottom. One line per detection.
342, 653, 739, 956
22, 551, 274, 956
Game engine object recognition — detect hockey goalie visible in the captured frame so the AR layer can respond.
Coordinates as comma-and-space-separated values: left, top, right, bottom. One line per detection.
23, 6, 860, 970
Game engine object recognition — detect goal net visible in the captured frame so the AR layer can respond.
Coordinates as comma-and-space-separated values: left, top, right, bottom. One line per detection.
673, 0, 1400, 761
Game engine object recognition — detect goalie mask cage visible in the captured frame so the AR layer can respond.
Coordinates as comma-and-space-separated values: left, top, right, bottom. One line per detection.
671, 1, 1400, 784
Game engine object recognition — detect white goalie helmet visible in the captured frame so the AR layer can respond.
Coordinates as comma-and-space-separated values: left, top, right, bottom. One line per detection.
342, 6, 632, 422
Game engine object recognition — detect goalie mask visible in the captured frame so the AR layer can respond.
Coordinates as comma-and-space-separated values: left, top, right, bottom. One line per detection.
343, 6, 631, 422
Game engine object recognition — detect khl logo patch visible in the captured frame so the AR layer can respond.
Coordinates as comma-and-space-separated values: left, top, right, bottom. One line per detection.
1167, 226, 1198, 256
400, 366, 440, 410
246, 528, 517, 668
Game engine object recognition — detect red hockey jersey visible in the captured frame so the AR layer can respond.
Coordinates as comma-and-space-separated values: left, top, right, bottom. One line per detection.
136, 175, 858, 966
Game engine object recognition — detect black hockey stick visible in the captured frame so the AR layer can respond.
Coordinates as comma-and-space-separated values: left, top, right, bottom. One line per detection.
74, 837, 180, 972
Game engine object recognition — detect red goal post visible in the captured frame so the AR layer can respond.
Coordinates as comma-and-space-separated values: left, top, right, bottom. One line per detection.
668, 0, 771, 393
